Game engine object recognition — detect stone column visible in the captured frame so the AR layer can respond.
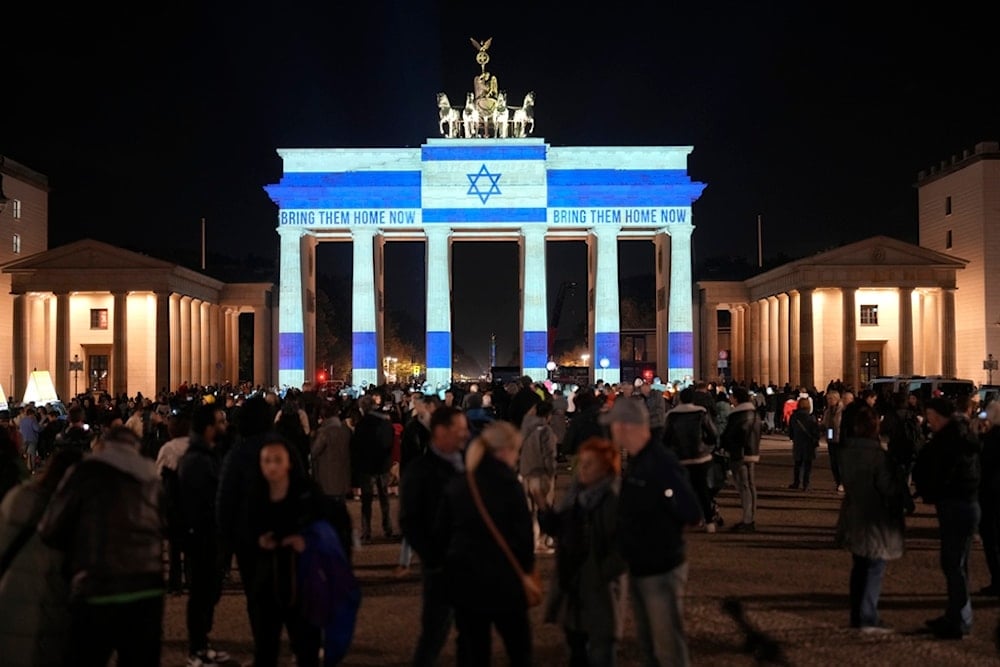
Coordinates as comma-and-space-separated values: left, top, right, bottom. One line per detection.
749, 300, 761, 384
200, 301, 212, 384
727, 307, 738, 382
654, 232, 670, 386
768, 295, 779, 385
55, 293, 70, 401
701, 294, 718, 382
666, 224, 695, 382
898, 287, 914, 376
842, 288, 857, 389
231, 309, 241, 384
209, 304, 221, 386
521, 226, 548, 381
155, 292, 171, 395
590, 225, 621, 385
113, 292, 128, 396
758, 299, 770, 385
799, 288, 815, 388
789, 291, 801, 387
254, 304, 272, 389
169, 294, 181, 391
425, 227, 453, 387
277, 227, 306, 388
179, 296, 192, 385
777, 293, 789, 386
352, 228, 379, 387
222, 308, 232, 384
941, 288, 957, 377
191, 298, 203, 385
12, 294, 27, 399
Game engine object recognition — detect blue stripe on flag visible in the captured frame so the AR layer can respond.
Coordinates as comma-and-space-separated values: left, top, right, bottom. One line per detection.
668, 332, 694, 370
595, 332, 620, 370
353, 332, 377, 370
423, 208, 547, 223
422, 145, 546, 161
279, 332, 304, 371
427, 331, 452, 369
522, 331, 547, 369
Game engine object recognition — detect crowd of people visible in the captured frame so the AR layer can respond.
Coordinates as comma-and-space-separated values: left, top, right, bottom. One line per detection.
0, 372, 997, 665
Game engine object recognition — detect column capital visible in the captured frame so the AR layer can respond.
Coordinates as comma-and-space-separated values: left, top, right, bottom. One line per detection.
664, 223, 694, 239
589, 224, 621, 238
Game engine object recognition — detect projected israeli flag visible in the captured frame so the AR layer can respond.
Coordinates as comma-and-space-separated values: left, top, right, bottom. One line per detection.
421, 138, 548, 224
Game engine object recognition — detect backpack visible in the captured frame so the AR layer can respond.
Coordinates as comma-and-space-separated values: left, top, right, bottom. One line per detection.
299, 519, 362, 665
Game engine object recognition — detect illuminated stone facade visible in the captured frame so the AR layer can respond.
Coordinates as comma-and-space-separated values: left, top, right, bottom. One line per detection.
0, 157, 49, 402
2, 239, 274, 400
696, 236, 966, 389
917, 141, 1000, 385
265, 139, 706, 388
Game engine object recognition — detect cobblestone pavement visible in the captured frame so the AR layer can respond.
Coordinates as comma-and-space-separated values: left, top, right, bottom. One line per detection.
161, 435, 1000, 666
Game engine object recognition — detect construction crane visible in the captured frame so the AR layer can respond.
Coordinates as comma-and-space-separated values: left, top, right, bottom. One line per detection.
548, 281, 577, 354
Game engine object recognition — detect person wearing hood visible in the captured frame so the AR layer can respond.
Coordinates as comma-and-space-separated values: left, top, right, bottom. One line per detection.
38, 426, 165, 665
721, 387, 762, 532
664, 387, 720, 532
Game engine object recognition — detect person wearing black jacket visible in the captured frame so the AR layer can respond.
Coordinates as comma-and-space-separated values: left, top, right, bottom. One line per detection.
787, 398, 821, 490
178, 403, 230, 667
351, 396, 395, 542
913, 397, 982, 639
434, 421, 534, 667
610, 398, 701, 667
38, 426, 164, 666
663, 387, 719, 531
399, 406, 469, 667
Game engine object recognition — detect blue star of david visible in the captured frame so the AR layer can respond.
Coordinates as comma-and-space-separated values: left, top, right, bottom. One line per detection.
467, 164, 502, 204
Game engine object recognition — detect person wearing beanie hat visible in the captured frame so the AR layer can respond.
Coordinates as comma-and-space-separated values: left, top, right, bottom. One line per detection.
913, 396, 982, 639
610, 394, 701, 666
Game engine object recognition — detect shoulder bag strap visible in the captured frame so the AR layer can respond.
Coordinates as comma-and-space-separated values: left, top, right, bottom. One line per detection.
466, 467, 527, 579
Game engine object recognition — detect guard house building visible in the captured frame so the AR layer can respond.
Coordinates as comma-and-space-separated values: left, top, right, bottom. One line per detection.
266, 138, 706, 389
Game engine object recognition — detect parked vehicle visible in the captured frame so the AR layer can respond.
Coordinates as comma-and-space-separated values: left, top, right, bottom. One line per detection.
869, 375, 976, 413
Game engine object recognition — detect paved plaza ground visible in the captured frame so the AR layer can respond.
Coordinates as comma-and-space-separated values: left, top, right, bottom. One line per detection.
161, 435, 1000, 666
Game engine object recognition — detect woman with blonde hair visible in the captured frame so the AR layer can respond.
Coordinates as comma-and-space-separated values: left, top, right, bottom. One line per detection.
435, 421, 535, 666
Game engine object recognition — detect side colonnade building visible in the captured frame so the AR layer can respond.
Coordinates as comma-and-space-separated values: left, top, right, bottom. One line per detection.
265, 138, 707, 389
2, 239, 274, 400
696, 236, 967, 390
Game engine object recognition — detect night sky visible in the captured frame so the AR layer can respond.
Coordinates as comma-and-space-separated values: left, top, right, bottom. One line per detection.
4, 3, 999, 373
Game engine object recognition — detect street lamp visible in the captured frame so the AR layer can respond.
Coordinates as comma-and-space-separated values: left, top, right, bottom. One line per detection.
546, 359, 556, 381
599, 357, 609, 381
581, 353, 590, 367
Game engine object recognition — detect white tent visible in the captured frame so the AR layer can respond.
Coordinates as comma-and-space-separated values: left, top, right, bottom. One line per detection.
21, 370, 59, 406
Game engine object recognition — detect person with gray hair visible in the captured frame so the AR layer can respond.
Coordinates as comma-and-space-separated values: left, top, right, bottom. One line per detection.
607, 396, 702, 666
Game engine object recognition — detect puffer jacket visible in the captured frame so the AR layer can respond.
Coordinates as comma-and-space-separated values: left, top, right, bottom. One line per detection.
721, 402, 761, 463
663, 404, 717, 464
0, 483, 70, 666
39, 443, 164, 601
835, 437, 905, 560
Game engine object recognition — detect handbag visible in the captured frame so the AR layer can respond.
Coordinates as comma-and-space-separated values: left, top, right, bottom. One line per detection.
465, 444, 543, 608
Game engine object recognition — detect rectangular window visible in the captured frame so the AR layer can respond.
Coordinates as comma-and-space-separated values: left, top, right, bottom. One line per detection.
12, 233, 21, 254
945, 196, 952, 215
90, 308, 109, 330
946, 229, 953, 249
860, 304, 878, 326
11, 199, 22, 219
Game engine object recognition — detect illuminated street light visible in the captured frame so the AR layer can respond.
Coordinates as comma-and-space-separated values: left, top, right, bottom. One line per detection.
546, 359, 556, 381
599, 357, 609, 381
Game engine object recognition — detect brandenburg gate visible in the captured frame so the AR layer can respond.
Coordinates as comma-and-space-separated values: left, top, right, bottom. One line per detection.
265, 40, 706, 389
